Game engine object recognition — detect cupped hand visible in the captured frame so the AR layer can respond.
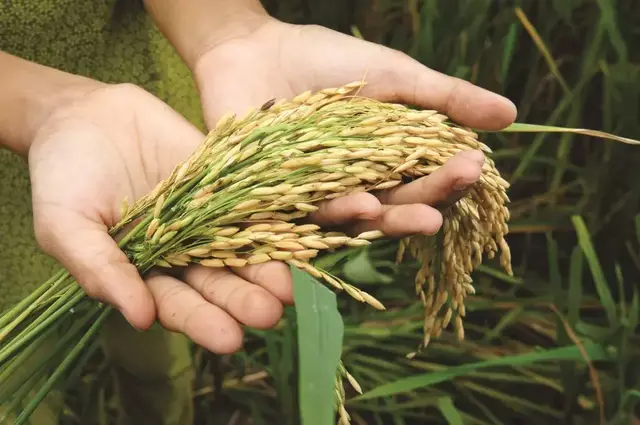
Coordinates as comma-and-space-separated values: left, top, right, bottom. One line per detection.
28, 83, 284, 353
193, 18, 517, 130
183, 16, 518, 346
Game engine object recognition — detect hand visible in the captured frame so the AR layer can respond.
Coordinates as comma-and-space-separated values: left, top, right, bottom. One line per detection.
193, 18, 517, 131
183, 17, 517, 328
24, 73, 485, 358
28, 82, 286, 354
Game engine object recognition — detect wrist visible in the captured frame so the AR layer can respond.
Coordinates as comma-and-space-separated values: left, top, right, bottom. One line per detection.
144, 0, 271, 70
191, 16, 286, 92
0, 51, 103, 157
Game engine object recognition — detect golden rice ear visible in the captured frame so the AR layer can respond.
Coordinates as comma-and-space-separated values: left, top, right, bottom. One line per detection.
112, 81, 512, 348
0, 82, 513, 422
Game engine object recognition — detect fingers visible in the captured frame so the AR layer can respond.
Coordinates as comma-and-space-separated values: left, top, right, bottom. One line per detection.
33, 210, 156, 330
308, 191, 382, 227
182, 264, 286, 328
347, 204, 443, 238
145, 272, 244, 354
306, 150, 483, 237
230, 261, 294, 305
309, 29, 518, 130
306, 192, 443, 237
378, 150, 484, 209
361, 45, 517, 130
144, 262, 291, 354
384, 58, 518, 130
294, 25, 517, 130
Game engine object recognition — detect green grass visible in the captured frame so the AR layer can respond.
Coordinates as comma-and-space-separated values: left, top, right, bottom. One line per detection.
57, 1, 640, 424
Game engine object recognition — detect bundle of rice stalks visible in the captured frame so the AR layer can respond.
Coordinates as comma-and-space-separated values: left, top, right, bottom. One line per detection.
0, 81, 513, 424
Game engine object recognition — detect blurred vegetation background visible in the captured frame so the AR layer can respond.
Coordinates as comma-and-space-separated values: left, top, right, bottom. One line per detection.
62, 1, 640, 424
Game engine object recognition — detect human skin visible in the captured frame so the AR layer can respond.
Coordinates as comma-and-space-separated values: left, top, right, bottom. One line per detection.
0, 3, 516, 352
141, 1, 517, 349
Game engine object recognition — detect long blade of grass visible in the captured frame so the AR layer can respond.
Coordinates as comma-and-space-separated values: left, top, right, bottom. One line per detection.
568, 246, 584, 328
291, 265, 344, 425
13, 307, 109, 425
514, 7, 569, 93
571, 215, 618, 326
501, 23, 519, 85
354, 343, 609, 401
497, 123, 640, 145
595, 0, 628, 63
437, 396, 465, 425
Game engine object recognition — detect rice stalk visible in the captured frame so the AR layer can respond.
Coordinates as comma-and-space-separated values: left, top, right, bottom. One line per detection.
0, 81, 513, 424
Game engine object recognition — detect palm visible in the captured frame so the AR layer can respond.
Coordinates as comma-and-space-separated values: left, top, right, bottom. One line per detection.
27, 84, 217, 332
26, 84, 299, 354
30, 85, 200, 228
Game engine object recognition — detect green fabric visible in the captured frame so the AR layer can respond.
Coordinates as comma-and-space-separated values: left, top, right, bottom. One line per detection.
0, 1, 204, 423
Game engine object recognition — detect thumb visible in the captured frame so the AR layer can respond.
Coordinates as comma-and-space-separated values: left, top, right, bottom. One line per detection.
288, 24, 517, 130
34, 207, 156, 330
371, 48, 517, 130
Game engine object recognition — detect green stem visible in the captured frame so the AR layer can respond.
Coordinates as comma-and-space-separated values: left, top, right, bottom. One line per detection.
0, 272, 70, 342
14, 285, 81, 338
0, 270, 68, 330
0, 291, 86, 367
56, 337, 102, 396
0, 309, 92, 412
0, 321, 58, 401
115, 215, 154, 248
0, 373, 40, 424
12, 306, 110, 425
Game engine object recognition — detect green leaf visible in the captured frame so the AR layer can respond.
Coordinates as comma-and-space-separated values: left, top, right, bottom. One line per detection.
501, 23, 518, 84
476, 265, 523, 285
568, 246, 584, 327
482, 306, 524, 343
621, 389, 640, 409
354, 343, 609, 401
437, 397, 465, 425
595, 0, 628, 62
571, 215, 618, 326
628, 288, 639, 334
497, 123, 640, 145
342, 248, 395, 285
291, 265, 344, 425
